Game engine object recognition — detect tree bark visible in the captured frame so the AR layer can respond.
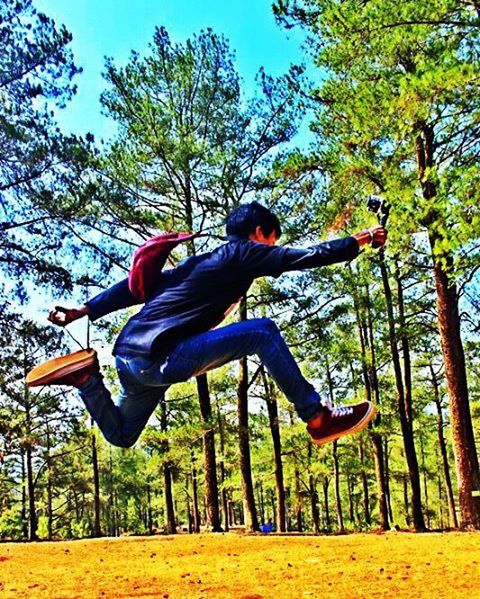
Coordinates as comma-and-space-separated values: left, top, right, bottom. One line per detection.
270, 489, 277, 529
45, 425, 53, 541
184, 199, 222, 533
323, 476, 331, 529
196, 374, 222, 531
257, 483, 265, 524
237, 298, 259, 532
403, 474, 410, 527
309, 474, 321, 533
430, 363, 458, 528
325, 359, 344, 533
108, 448, 117, 536
20, 449, 28, 539
191, 454, 201, 533
91, 421, 101, 538
216, 404, 229, 531
294, 466, 304, 532
379, 260, 425, 531
347, 475, 355, 524
308, 442, 320, 533
416, 123, 480, 529
384, 437, 394, 524
371, 433, 390, 529
146, 480, 154, 534
160, 399, 176, 534
24, 384, 37, 541
351, 279, 389, 530
25, 442, 37, 541
419, 434, 431, 529
262, 369, 287, 532
359, 442, 371, 526
429, 254, 480, 528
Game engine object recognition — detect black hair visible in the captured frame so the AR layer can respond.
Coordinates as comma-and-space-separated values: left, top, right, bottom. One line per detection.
225, 201, 282, 240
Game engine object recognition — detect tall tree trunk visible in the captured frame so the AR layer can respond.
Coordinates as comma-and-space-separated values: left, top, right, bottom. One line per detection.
347, 474, 355, 524
416, 123, 480, 529
430, 253, 480, 528
359, 442, 371, 526
146, 480, 154, 535
184, 202, 222, 533
352, 279, 389, 530
257, 483, 265, 524
108, 448, 117, 536
371, 434, 389, 529
384, 437, 394, 524
45, 425, 53, 541
294, 466, 303, 532
430, 364, 458, 528
196, 374, 222, 531
191, 454, 201, 533
160, 399, 176, 534
220, 466, 229, 532
287, 407, 303, 532
237, 298, 259, 532
403, 475, 410, 526
91, 421, 101, 538
308, 443, 320, 533
325, 358, 344, 533
24, 388, 37, 540
419, 435, 430, 529
323, 476, 331, 529
436, 448, 445, 530
270, 489, 277, 529
216, 405, 229, 532
25, 443, 36, 541
20, 449, 28, 539
262, 369, 287, 532
186, 475, 193, 534
332, 441, 344, 532
379, 261, 425, 531
22, 338, 37, 542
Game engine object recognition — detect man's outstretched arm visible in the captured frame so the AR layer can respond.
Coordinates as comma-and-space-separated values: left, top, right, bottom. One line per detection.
48, 278, 140, 327
240, 226, 387, 279
281, 226, 387, 272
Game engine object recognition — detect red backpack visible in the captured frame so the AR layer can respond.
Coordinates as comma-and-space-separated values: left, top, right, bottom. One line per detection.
128, 232, 197, 301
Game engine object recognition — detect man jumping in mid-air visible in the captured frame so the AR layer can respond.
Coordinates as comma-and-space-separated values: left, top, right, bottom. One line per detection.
29, 202, 387, 448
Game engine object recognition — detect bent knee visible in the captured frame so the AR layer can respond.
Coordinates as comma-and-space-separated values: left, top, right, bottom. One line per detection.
254, 318, 279, 335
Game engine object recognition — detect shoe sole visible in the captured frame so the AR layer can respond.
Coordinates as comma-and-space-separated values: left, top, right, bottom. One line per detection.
312, 402, 377, 446
26, 349, 97, 387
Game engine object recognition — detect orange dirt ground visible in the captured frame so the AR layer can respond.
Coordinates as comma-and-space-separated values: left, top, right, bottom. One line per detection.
1, 531, 479, 598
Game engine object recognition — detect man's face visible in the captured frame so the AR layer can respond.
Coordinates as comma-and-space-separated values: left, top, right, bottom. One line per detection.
248, 226, 277, 246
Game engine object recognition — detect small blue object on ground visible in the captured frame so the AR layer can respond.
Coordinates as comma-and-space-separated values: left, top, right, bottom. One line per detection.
260, 523, 274, 533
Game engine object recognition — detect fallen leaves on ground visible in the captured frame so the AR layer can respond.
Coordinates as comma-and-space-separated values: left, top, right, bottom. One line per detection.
0, 531, 479, 598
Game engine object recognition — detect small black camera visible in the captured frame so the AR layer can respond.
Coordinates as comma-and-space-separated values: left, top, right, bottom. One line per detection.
366, 195, 389, 227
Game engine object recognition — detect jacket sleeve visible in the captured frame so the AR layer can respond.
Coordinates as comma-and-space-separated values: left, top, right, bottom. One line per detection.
86, 278, 141, 322
279, 236, 360, 273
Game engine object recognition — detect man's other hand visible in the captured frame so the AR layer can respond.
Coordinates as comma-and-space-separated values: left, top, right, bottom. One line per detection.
352, 226, 387, 249
48, 305, 89, 327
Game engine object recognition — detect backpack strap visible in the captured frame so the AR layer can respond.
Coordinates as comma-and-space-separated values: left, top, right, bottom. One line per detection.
128, 232, 197, 301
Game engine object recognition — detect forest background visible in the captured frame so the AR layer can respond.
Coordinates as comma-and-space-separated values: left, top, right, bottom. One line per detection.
0, 0, 479, 543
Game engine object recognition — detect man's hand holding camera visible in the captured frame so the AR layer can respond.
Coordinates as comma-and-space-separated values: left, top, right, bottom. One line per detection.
352, 226, 388, 249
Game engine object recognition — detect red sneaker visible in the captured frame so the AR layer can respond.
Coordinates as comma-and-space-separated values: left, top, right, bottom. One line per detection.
307, 401, 376, 445
26, 349, 99, 388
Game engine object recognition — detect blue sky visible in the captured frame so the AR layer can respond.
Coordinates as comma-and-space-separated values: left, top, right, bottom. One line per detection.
35, 0, 308, 140
27, 0, 312, 334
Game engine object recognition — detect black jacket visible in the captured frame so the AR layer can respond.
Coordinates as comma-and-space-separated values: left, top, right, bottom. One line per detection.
86, 236, 359, 358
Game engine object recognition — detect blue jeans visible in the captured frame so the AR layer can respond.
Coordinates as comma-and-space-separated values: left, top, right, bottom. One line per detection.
78, 318, 321, 447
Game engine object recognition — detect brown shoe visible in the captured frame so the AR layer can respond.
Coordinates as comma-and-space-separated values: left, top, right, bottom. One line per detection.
307, 401, 376, 445
26, 349, 99, 388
